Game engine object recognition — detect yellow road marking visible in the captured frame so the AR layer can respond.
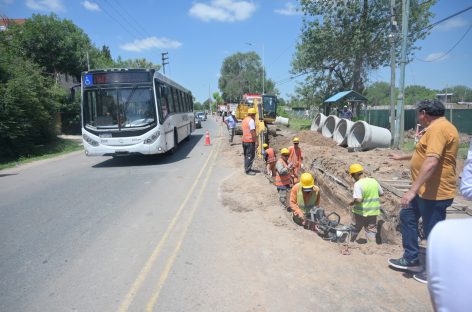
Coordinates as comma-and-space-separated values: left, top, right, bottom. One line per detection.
146, 139, 221, 311
117, 139, 217, 312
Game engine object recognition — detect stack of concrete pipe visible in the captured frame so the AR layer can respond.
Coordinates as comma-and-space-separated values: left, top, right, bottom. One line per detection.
311, 113, 391, 151
311, 112, 327, 132
321, 115, 341, 138
333, 119, 355, 147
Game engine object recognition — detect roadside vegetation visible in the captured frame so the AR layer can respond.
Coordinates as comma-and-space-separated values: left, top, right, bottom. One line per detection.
0, 138, 82, 171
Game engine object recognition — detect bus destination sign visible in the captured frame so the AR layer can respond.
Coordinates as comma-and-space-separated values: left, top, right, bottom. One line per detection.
84, 72, 151, 86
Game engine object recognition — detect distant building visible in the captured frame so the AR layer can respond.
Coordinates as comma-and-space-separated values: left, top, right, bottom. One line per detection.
436, 93, 454, 103
0, 18, 26, 31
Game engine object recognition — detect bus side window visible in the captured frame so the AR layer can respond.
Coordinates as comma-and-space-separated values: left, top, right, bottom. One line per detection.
167, 86, 175, 113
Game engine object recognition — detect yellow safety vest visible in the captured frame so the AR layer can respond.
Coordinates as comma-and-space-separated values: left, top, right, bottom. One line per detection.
296, 184, 318, 215
353, 177, 381, 217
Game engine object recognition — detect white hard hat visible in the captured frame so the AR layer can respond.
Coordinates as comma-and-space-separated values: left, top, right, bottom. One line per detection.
343, 105, 347, 108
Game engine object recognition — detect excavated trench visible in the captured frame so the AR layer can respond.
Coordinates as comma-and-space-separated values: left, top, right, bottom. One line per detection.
267, 128, 403, 245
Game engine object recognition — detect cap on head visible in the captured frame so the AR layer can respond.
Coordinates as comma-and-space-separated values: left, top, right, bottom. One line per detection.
263, 143, 269, 149
248, 108, 257, 115
349, 164, 364, 175
416, 99, 445, 116
300, 173, 315, 189
281, 148, 290, 155
293, 137, 300, 143
343, 105, 347, 108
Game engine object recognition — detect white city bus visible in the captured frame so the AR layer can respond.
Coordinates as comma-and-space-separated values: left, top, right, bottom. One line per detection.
80, 68, 194, 156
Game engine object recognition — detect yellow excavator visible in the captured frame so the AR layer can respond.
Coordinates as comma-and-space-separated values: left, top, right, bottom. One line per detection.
235, 93, 277, 158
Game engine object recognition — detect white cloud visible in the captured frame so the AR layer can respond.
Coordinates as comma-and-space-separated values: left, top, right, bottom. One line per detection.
275, 2, 301, 16
81, 1, 100, 12
26, 0, 65, 12
436, 17, 469, 31
120, 37, 182, 52
189, 0, 256, 22
424, 52, 449, 62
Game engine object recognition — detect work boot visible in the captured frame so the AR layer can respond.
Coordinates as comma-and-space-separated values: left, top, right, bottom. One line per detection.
388, 257, 422, 272
413, 271, 428, 284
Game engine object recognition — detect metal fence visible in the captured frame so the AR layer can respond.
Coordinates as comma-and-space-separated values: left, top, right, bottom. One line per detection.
364, 108, 472, 134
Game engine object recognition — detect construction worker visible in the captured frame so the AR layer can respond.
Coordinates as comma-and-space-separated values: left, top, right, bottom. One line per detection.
288, 137, 303, 183
348, 164, 383, 243
241, 108, 258, 175
275, 148, 293, 207
290, 172, 321, 226
263, 143, 276, 177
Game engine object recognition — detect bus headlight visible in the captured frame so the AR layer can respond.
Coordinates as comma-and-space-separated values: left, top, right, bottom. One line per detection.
83, 133, 99, 146
144, 131, 160, 144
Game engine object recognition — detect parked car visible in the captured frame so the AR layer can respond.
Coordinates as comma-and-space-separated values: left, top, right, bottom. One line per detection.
194, 115, 202, 128
196, 112, 206, 121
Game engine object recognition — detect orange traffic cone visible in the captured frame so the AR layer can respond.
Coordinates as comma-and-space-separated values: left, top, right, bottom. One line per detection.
204, 130, 211, 145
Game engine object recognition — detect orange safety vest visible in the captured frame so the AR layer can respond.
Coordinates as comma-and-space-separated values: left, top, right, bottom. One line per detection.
288, 145, 302, 168
275, 158, 292, 187
242, 117, 255, 143
265, 148, 276, 164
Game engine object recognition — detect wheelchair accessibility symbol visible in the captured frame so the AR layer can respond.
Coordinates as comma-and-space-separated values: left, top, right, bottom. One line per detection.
84, 74, 93, 86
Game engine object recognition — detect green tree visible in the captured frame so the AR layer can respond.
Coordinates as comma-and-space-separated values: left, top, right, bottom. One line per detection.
0, 55, 63, 157
218, 52, 277, 102
365, 81, 392, 106
293, 0, 436, 102
442, 85, 472, 103
404, 85, 437, 105
7, 13, 92, 78
115, 56, 161, 70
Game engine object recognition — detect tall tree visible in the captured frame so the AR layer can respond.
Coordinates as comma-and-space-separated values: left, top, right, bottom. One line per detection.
293, 0, 436, 102
218, 52, 276, 102
114, 57, 161, 70
7, 13, 92, 78
365, 81, 391, 106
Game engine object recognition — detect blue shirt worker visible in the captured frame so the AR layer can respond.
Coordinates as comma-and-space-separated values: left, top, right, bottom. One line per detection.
339, 105, 353, 120
348, 164, 383, 243
224, 111, 237, 143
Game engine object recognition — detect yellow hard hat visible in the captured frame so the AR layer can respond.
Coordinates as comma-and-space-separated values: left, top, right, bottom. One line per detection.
300, 173, 315, 189
349, 164, 364, 174
263, 143, 268, 149
281, 148, 290, 155
293, 137, 300, 143
248, 108, 256, 115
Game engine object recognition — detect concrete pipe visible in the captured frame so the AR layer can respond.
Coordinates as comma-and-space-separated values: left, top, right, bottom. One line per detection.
321, 115, 341, 138
347, 121, 392, 151
333, 119, 355, 147
311, 113, 327, 132
275, 116, 289, 126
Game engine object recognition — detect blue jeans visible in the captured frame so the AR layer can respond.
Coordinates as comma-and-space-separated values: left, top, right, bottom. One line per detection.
400, 195, 453, 262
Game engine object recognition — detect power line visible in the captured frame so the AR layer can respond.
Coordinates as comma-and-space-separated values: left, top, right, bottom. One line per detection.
274, 72, 308, 86
95, 0, 141, 39
416, 24, 472, 62
112, 0, 153, 38
422, 5, 472, 32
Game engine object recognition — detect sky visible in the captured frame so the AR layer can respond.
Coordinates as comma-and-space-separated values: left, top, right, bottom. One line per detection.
1, 0, 471, 103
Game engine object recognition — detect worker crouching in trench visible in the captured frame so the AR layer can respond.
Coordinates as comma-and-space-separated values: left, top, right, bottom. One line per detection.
290, 173, 321, 226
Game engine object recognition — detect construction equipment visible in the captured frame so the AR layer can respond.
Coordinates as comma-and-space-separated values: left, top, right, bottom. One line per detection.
304, 207, 354, 243
234, 93, 278, 158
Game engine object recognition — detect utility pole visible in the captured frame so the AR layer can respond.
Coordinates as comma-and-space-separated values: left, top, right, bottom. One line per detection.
86, 51, 90, 71
393, 0, 410, 149
389, 0, 397, 145
161, 52, 169, 75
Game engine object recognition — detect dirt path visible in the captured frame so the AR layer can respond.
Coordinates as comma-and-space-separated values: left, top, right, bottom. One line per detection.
216, 126, 433, 311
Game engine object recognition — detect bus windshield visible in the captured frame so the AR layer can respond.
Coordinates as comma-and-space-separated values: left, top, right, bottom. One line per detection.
83, 86, 156, 130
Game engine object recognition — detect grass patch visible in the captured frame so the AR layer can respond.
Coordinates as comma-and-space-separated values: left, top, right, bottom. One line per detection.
0, 138, 83, 171
288, 116, 312, 131
401, 140, 469, 160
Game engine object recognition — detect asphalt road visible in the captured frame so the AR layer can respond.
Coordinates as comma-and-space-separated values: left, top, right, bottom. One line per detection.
0, 116, 433, 312
0, 118, 235, 311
